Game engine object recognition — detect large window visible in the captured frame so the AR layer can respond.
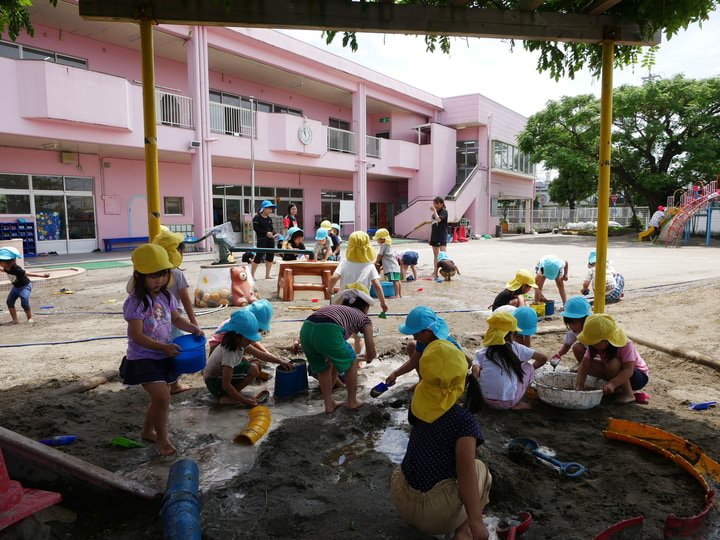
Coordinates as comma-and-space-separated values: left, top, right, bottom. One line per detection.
320, 190, 352, 227
0, 40, 87, 68
493, 141, 534, 175
213, 184, 303, 232
0, 174, 96, 243
456, 140, 479, 183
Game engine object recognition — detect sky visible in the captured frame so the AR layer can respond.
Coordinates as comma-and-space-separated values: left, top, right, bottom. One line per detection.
282, 10, 720, 117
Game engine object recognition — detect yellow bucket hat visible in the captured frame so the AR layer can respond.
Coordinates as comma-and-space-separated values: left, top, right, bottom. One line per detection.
320, 220, 332, 230
345, 231, 377, 263
372, 228, 392, 245
411, 339, 468, 423
577, 314, 628, 347
152, 228, 185, 268
505, 269, 538, 290
131, 244, 174, 275
483, 310, 521, 347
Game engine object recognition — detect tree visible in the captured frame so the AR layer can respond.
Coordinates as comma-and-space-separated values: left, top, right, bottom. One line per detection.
517, 94, 600, 208
517, 76, 720, 211
0, 0, 55, 41
324, 0, 719, 80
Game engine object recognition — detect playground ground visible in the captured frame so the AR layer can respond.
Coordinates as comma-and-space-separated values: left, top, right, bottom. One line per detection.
1, 232, 720, 539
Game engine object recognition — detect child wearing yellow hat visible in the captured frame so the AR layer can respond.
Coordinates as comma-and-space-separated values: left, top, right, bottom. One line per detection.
390, 339, 490, 539
472, 311, 548, 410
119, 244, 204, 456
373, 228, 402, 298
490, 269, 537, 311
575, 314, 649, 404
327, 231, 389, 314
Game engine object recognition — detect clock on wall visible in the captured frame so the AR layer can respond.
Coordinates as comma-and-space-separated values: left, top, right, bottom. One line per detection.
298, 125, 313, 145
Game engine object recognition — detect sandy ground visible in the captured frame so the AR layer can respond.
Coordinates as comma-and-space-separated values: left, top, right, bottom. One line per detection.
1, 233, 720, 539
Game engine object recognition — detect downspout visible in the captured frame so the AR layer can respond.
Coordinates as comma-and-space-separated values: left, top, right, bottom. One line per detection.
486, 115, 493, 235
594, 37, 616, 314
353, 83, 368, 231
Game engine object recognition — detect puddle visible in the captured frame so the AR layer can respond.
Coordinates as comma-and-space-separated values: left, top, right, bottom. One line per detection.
121, 356, 411, 492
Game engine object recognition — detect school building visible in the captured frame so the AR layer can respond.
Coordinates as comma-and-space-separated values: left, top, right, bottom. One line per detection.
0, 0, 535, 256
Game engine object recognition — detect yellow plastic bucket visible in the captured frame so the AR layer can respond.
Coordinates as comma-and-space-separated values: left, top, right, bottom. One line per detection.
530, 303, 545, 317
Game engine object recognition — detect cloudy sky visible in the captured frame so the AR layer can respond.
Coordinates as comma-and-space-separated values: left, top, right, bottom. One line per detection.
282, 10, 720, 117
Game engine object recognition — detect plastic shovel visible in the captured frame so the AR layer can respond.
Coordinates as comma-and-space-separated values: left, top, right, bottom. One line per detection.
508, 437, 585, 478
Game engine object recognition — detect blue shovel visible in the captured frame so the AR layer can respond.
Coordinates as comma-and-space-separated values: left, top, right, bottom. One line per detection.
508, 437, 585, 478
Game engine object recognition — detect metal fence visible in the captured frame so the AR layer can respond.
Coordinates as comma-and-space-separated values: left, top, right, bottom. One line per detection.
156, 90, 194, 129
209, 102, 254, 137
506, 206, 650, 229
327, 127, 355, 154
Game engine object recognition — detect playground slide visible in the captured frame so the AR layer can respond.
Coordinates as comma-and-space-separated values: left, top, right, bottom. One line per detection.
638, 228, 654, 242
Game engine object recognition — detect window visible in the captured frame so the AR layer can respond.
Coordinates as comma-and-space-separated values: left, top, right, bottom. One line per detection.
0, 40, 87, 68
164, 197, 184, 215
320, 190, 352, 226
329, 118, 351, 131
492, 141, 534, 175
212, 184, 303, 232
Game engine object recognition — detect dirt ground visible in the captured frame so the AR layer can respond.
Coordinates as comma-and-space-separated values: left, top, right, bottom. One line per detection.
1, 233, 720, 539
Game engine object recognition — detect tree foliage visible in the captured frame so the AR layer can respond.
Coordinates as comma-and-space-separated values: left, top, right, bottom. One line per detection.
323, 0, 719, 80
518, 76, 720, 209
0, 0, 55, 41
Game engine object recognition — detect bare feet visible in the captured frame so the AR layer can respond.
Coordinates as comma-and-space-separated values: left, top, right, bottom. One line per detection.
26, 318, 34, 323
170, 382, 191, 394
510, 401, 533, 410
11, 320, 20, 325
347, 400, 365, 411
324, 400, 345, 414
615, 394, 636, 404
156, 439, 177, 457
141, 429, 157, 442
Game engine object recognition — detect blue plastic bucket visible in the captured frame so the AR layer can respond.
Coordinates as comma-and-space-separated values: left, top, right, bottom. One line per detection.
274, 359, 308, 398
171, 334, 207, 374
370, 281, 396, 298
544, 300, 555, 315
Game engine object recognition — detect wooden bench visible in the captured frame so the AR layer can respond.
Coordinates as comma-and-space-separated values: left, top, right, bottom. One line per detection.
103, 236, 149, 252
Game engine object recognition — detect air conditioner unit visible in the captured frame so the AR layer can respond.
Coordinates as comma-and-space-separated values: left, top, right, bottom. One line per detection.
188, 140, 201, 149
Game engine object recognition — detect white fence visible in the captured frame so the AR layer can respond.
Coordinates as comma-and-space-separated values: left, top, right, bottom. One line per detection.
156, 90, 193, 129
505, 206, 651, 229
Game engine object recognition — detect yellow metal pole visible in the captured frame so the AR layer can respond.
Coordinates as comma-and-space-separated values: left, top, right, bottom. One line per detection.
139, 17, 162, 241
594, 40, 615, 314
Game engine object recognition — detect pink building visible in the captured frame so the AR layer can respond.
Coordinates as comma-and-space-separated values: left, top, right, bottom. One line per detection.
0, 0, 535, 255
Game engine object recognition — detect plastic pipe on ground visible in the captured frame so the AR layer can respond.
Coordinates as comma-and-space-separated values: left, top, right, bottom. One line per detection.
162, 459, 201, 540
233, 406, 272, 444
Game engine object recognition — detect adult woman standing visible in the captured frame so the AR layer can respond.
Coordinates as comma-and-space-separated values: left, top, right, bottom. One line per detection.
429, 197, 448, 279
283, 203, 299, 237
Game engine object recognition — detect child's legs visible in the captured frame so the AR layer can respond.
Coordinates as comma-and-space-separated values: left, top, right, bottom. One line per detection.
343, 360, 363, 410
318, 364, 341, 412
571, 343, 586, 364
233, 362, 259, 392
141, 382, 173, 451
393, 279, 401, 298
431, 245, 440, 276
411, 265, 417, 279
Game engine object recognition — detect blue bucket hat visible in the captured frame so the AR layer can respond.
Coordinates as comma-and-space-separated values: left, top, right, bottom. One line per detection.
541, 257, 562, 280
315, 228, 328, 240
260, 200, 277, 209
588, 251, 597, 265
287, 226, 303, 237
0, 247, 21, 260
437, 251, 450, 262
563, 296, 592, 319
218, 310, 262, 342
398, 306, 450, 339
245, 299, 273, 331
514, 306, 538, 336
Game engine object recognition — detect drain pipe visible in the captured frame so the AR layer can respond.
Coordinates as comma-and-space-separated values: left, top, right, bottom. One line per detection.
162, 459, 201, 540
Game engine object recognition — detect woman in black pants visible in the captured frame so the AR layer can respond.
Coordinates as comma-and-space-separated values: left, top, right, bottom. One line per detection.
429, 197, 448, 279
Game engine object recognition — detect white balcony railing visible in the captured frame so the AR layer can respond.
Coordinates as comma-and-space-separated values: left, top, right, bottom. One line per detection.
366, 135, 381, 158
327, 127, 355, 154
155, 90, 193, 129
209, 102, 254, 137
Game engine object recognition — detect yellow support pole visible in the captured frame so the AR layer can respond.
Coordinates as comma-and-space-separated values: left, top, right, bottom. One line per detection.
139, 17, 162, 241
594, 40, 615, 314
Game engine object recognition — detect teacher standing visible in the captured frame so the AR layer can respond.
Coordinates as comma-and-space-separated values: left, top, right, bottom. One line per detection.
429, 197, 448, 279
252, 200, 280, 280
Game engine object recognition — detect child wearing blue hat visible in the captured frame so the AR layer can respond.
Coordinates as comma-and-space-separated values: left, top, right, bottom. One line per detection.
313, 227, 331, 262
204, 310, 290, 406
512, 306, 538, 348
329, 223, 342, 261
436, 251, 460, 282
281, 227, 307, 261
552, 296, 592, 371
581, 251, 624, 304
534, 254, 569, 305
0, 247, 50, 324
382, 306, 465, 392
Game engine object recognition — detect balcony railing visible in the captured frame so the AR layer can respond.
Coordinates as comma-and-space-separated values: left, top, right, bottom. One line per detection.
209, 102, 254, 137
156, 90, 193, 129
328, 127, 355, 154
366, 135, 381, 158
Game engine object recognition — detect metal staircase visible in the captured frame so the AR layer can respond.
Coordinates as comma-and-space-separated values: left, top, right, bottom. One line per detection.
661, 181, 719, 247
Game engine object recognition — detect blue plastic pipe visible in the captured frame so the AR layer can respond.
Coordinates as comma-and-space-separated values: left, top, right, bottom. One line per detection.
162, 459, 201, 540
